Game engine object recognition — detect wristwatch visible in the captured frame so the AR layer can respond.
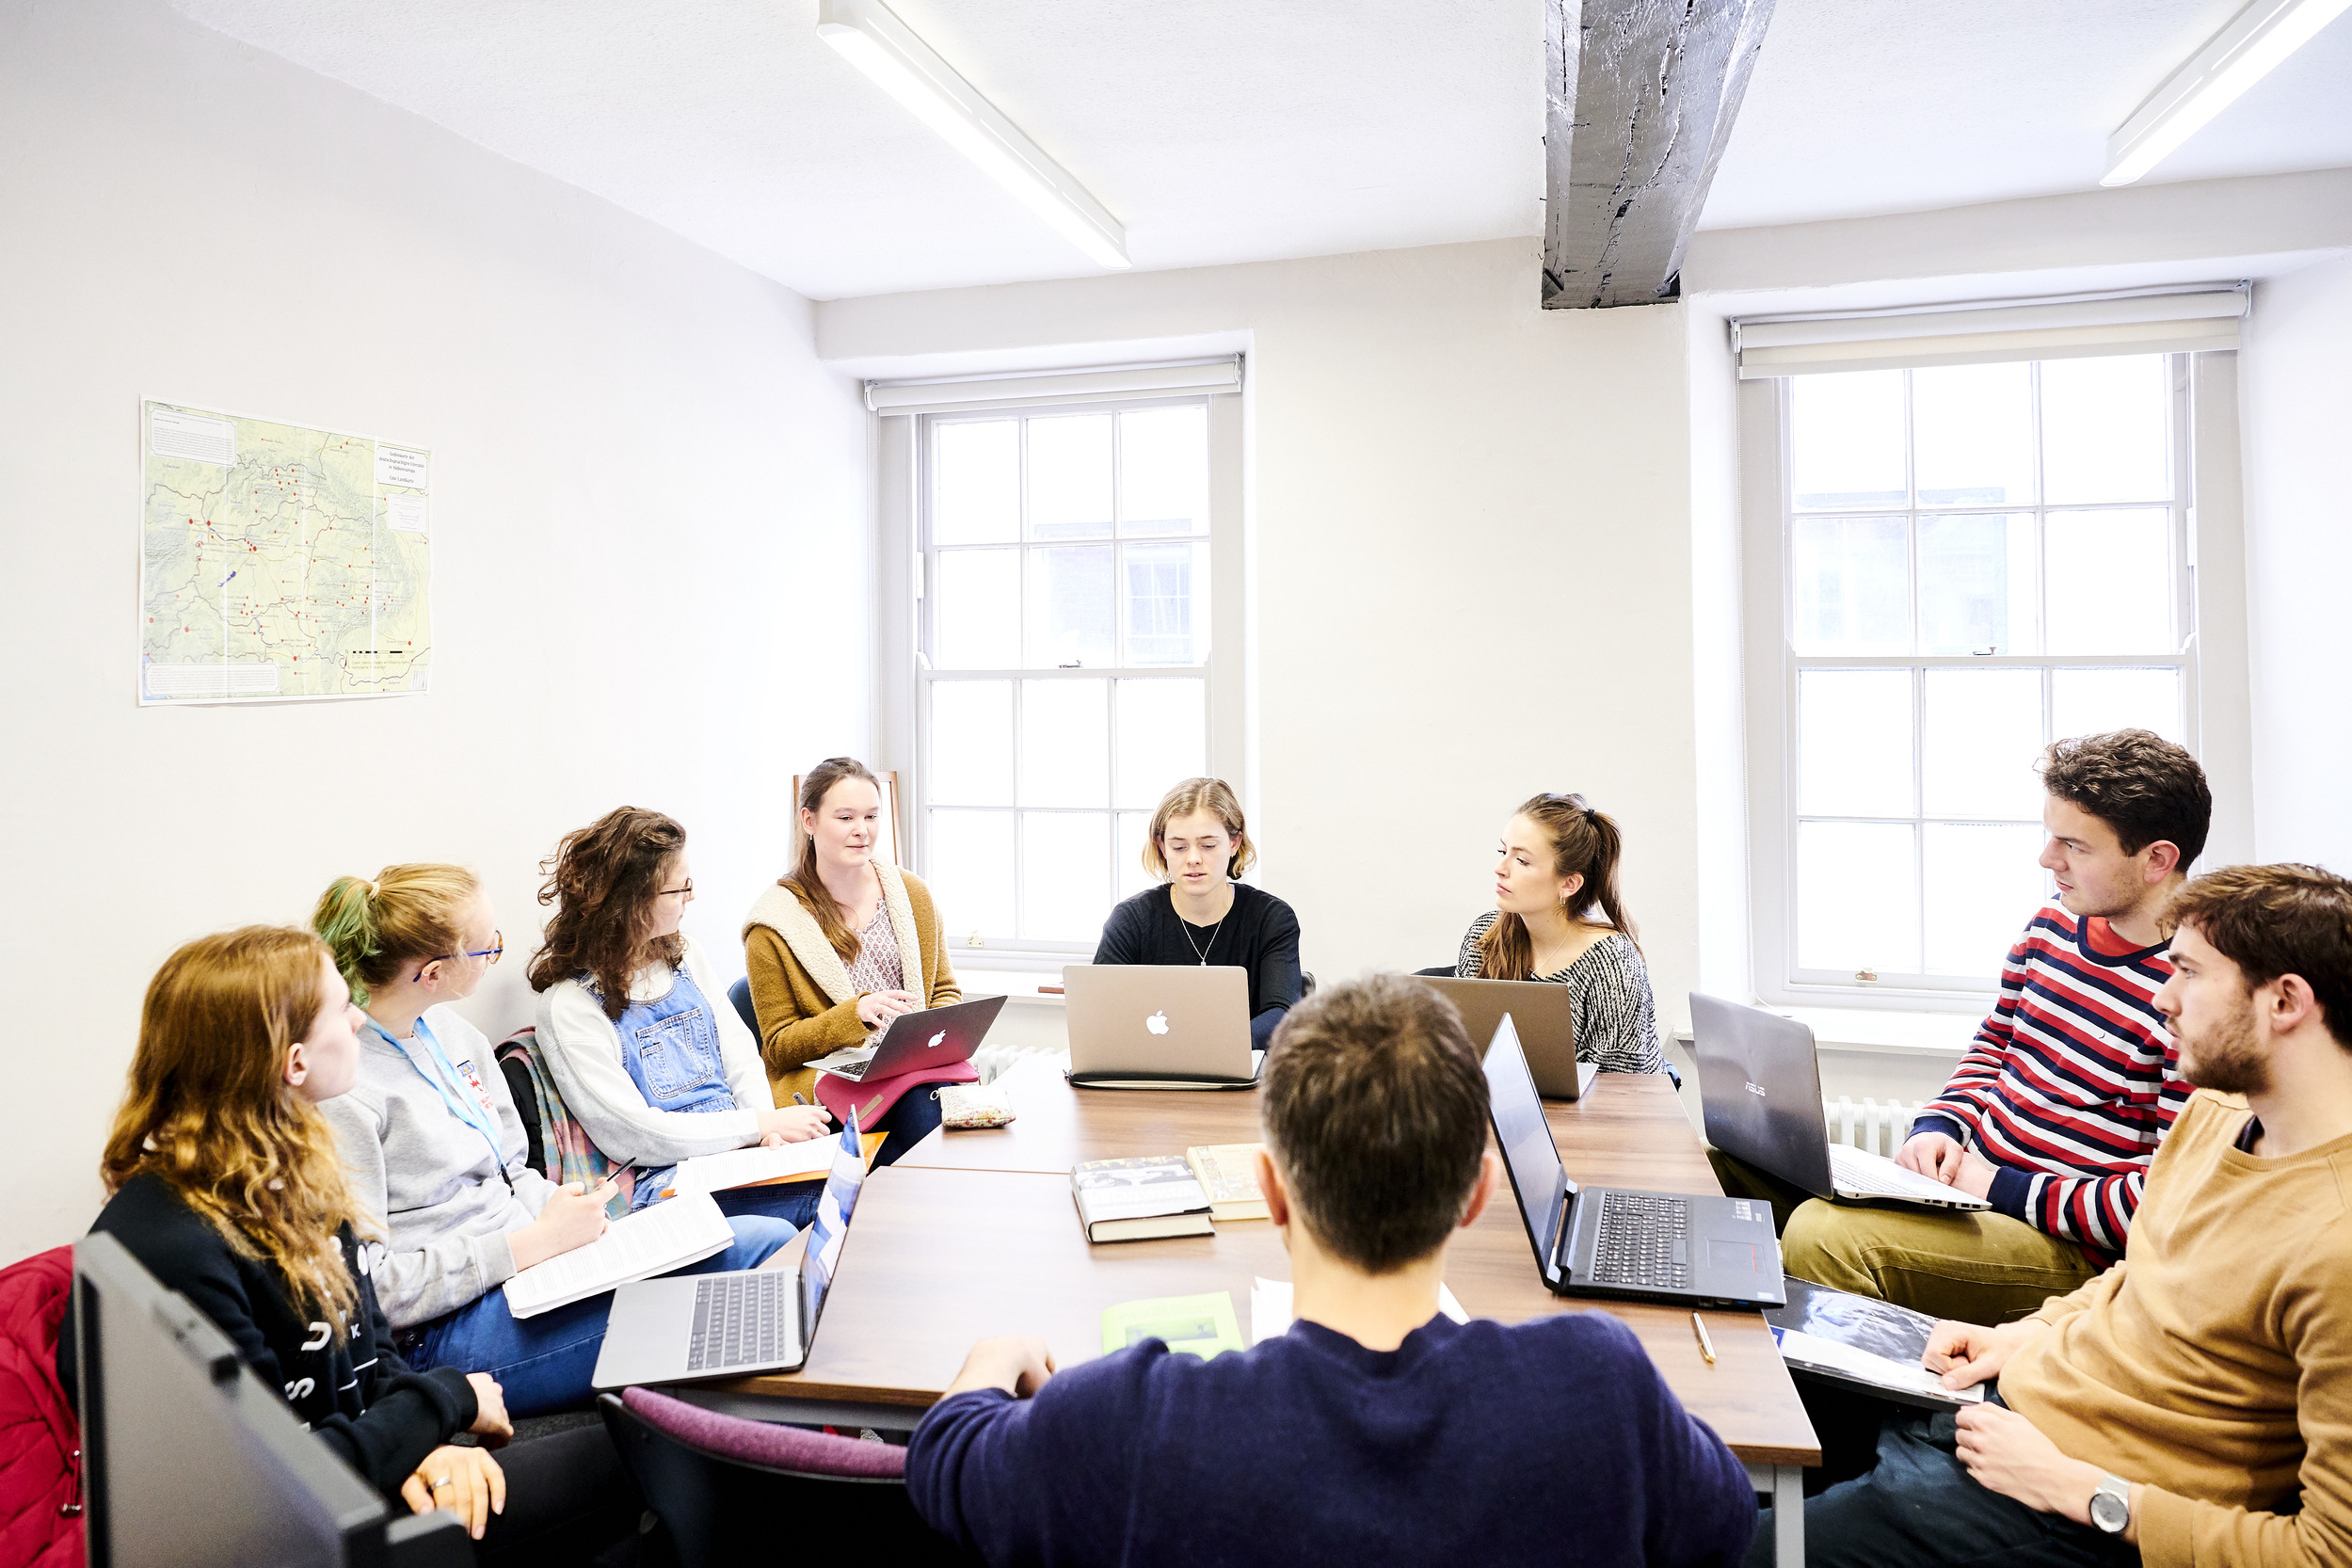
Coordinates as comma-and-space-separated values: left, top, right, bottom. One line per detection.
2089, 1474, 2133, 1535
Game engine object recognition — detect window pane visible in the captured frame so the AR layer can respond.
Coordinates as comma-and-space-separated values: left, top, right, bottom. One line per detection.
928, 809, 1014, 941
2046, 508, 2171, 654
1921, 669, 2043, 820
928, 680, 1012, 807
1913, 362, 2035, 507
2051, 667, 2184, 744
1019, 679, 1109, 807
1114, 679, 1206, 809
1116, 810, 1156, 900
1919, 513, 2037, 655
1120, 405, 1207, 536
1790, 372, 1906, 510
1798, 821, 1920, 973
1792, 517, 1910, 654
1800, 669, 1912, 818
1923, 824, 2047, 976
1023, 545, 1114, 668
2041, 357, 2169, 504
1020, 811, 1112, 941
1124, 540, 1208, 665
1028, 415, 1112, 540
935, 421, 1020, 545
933, 550, 1020, 669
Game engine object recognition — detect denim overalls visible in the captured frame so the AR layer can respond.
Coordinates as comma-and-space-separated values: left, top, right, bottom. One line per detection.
605, 964, 738, 1210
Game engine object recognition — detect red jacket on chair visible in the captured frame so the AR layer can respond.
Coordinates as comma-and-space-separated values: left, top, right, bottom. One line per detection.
0, 1245, 83, 1568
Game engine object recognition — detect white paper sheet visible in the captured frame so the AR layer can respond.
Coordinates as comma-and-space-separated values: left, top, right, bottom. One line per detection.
1249, 1276, 1469, 1345
1773, 1327, 1986, 1403
502, 1192, 733, 1319
664, 1140, 838, 1197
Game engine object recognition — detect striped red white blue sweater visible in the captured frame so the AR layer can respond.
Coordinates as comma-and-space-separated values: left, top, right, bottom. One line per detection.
1912, 902, 2187, 1266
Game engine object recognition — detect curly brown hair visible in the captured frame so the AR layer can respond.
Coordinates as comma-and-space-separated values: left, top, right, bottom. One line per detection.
529, 807, 688, 1019
2166, 864, 2352, 1049
2039, 729, 2212, 868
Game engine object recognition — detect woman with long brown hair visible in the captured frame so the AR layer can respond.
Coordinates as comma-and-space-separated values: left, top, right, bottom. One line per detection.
60, 926, 520, 1540
1452, 793, 1664, 1074
744, 757, 962, 1165
530, 808, 829, 1228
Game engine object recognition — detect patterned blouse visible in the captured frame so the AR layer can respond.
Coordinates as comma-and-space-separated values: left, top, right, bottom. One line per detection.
843, 903, 905, 997
1453, 913, 1665, 1075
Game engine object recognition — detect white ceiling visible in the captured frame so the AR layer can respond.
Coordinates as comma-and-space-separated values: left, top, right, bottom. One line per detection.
172, 0, 2352, 301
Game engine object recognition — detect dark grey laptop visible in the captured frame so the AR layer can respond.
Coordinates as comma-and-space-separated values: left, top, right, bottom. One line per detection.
824, 993, 1006, 1081
1689, 992, 1988, 1211
1486, 1016, 1784, 1308
592, 1117, 868, 1388
1422, 976, 1600, 1099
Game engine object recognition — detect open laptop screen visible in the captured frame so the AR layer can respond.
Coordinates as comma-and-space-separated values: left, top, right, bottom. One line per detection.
1481, 1016, 1570, 1273
797, 1109, 870, 1344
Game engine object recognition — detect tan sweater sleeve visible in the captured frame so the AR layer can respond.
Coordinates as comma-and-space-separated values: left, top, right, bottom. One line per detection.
744, 924, 869, 1074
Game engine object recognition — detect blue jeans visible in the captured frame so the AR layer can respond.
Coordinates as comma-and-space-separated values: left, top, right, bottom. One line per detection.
402, 1210, 803, 1416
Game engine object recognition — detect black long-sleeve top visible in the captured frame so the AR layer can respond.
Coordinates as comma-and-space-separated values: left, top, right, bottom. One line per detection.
1093, 883, 1303, 1049
56, 1171, 476, 1500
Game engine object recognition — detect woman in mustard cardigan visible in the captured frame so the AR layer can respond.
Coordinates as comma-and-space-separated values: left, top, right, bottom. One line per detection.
743, 757, 959, 1166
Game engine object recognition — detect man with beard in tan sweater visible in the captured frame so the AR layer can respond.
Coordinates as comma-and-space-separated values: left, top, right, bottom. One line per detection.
1760, 861, 2352, 1568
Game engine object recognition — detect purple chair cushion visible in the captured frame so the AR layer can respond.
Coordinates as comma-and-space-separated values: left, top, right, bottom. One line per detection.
621, 1385, 907, 1480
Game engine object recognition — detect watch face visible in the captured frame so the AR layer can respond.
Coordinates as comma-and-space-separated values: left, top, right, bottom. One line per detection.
2090, 1486, 2130, 1533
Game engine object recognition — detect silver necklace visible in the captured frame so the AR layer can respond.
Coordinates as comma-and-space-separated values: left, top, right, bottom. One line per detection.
1178, 895, 1229, 965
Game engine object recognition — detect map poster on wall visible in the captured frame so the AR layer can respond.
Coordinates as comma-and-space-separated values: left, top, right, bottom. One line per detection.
138, 399, 432, 705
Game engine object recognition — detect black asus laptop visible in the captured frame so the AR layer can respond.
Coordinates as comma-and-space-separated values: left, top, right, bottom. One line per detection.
1485, 1016, 1784, 1308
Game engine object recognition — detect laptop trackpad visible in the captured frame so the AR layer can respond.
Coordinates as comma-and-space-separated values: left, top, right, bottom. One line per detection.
1704, 1239, 1771, 1276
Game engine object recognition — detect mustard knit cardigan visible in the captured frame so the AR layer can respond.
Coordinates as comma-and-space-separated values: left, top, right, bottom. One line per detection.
742, 860, 961, 1106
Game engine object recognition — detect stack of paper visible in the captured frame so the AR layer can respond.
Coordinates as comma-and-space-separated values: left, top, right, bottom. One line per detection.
1771, 1326, 1985, 1405
502, 1193, 733, 1320
1249, 1277, 1470, 1345
664, 1141, 838, 1197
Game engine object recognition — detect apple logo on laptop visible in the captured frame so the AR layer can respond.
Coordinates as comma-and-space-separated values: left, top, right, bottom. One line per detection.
926, 1031, 946, 1049
1144, 1010, 1170, 1035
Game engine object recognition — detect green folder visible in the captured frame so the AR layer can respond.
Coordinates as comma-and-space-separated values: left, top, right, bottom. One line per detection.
1100, 1290, 1245, 1359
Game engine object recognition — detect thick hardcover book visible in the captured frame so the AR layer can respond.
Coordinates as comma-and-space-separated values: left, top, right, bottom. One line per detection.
1766, 1277, 1986, 1409
1185, 1143, 1272, 1222
1072, 1155, 1216, 1243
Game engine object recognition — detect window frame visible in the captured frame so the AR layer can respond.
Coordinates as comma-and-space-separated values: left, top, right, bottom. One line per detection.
875, 387, 1245, 968
1739, 351, 2242, 1010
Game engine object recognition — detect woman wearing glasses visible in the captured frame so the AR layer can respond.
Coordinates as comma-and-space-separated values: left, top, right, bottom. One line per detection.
314, 860, 803, 1417
531, 808, 832, 1222
1451, 792, 1666, 1075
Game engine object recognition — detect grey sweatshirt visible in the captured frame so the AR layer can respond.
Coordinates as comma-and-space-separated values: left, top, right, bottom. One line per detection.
320, 1004, 557, 1330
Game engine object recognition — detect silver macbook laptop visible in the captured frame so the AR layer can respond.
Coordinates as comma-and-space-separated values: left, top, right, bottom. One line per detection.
1062, 964, 1260, 1089
1421, 976, 1601, 1100
1688, 993, 1989, 1212
592, 1114, 868, 1388
824, 993, 1006, 1081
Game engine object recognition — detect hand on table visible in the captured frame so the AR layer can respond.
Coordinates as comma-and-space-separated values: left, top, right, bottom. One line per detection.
1952, 1402, 2111, 1528
856, 989, 922, 1031
1923, 1316, 2048, 1389
943, 1336, 1057, 1400
401, 1444, 506, 1539
756, 1105, 833, 1144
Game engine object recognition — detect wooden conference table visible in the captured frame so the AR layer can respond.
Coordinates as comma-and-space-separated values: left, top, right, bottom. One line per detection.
696, 1059, 1818, 1562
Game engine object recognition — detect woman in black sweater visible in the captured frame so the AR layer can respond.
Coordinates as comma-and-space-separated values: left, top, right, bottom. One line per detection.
1094, 778, 1302, 1049
60, 926, 529, 1541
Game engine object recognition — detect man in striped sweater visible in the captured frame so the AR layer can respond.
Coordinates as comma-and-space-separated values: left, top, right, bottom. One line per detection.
1781, 728, 2213, 1323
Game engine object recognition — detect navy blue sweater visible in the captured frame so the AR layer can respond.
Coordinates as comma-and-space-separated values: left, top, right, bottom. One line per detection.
908, 1308, 1756, 1568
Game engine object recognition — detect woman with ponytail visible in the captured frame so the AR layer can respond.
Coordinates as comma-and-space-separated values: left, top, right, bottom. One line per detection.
59, 927, 520, 1540
1452, 793, 1665, 1075
314, 863, 795, 1420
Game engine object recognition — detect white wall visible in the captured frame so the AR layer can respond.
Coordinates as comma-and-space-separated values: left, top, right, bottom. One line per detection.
819, 241, 1703, 1030
2242, 253, 2352, 872
0, 0, 870, 1263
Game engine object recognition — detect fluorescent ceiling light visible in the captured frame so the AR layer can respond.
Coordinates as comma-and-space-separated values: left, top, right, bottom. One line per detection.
2104, 0, 2352, 186
817, 0, 1129, 269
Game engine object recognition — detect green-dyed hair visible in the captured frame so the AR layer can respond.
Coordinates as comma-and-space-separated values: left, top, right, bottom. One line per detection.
312, 864, 479, 1008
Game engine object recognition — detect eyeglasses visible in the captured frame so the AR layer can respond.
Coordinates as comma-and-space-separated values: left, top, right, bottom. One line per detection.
659, 881, 695, 899
414, 931, 504, 981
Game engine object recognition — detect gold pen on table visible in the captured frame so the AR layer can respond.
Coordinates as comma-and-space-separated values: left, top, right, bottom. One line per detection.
1691, 1311, 1717, 1365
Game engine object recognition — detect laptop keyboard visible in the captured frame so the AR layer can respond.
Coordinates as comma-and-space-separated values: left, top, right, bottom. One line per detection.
1831, 1144, 1973, 1202
830, 1057, 872, 1080
686, 1271, 792, 1372
1589, 1192, 1690, 1290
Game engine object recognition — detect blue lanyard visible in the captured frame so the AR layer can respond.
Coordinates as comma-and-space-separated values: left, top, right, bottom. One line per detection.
376, 1016, 506, 1173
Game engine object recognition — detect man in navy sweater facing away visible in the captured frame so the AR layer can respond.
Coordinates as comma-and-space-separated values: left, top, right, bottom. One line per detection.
907, 973, 1758, 1567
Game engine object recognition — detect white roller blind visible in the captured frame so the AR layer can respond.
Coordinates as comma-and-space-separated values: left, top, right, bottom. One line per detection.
866, 356, 1241, 414
1732, 284, 2248, 378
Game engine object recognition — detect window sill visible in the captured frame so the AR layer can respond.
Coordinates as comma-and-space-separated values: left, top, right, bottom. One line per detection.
1672, 1005, 1977, 1057
958, 966, 1069, 1004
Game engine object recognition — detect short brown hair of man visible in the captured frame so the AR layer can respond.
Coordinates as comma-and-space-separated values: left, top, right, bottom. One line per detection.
2039, 728, 2213, 868
2166, 863, 2352, 1048
1260, 974, 1490, 1273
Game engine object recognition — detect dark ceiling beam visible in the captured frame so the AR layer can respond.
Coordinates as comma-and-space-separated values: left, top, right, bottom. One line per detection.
1543, 0, 1777, 310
